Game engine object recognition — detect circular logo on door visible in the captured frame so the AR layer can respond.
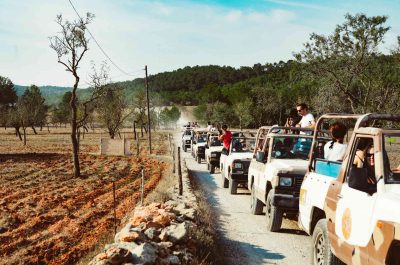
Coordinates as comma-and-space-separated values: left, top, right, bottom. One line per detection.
342, 208, 352, 240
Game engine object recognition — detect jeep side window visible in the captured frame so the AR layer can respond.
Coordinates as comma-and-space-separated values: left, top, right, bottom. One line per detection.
346, 137, 377, 194
384, 135, 400, 183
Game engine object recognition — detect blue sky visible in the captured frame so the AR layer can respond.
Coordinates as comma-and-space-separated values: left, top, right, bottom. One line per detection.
0, 0, 399, 87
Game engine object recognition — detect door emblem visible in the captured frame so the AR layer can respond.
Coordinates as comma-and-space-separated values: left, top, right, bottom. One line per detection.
342, 208, 352, 240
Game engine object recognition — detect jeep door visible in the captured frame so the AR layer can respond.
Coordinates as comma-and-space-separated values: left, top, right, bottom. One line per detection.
331, 135, 379, 263
253, 137, 271, 202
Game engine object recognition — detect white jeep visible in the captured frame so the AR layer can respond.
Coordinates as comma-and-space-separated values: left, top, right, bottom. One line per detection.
191, 129, 208, 163
299, 113, 400, 265
247, 126, 320, 232
181, 128, 193, 152
220, 132, 256, 194
205, 132, 223, 174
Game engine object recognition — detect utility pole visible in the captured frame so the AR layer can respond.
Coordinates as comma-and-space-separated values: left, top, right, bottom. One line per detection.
145, 65, 152, 154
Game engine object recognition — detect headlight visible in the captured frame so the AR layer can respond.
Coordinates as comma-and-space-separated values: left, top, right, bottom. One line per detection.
186, 140, 190, 143
279, 177, 292, 187
233, 163, 242, 169
211, 153, 217, 157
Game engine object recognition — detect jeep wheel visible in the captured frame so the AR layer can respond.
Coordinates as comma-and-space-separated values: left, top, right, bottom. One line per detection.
229, 177, 238, 194
221, 171, 228, 188
265, 189, 283, 232
312, 219, 344, 265
197, 155, 201, 163
250, 183, 263, 215
210, 164, 215, 174
183, 146, 187, 152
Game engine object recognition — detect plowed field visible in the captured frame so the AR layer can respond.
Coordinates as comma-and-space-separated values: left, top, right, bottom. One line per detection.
0, 127, 170, 264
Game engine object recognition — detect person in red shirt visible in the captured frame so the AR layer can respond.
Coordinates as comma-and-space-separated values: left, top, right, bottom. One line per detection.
218, 124, 232, 154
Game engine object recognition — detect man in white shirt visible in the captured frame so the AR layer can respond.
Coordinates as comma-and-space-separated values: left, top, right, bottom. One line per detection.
296, 103, 315, 129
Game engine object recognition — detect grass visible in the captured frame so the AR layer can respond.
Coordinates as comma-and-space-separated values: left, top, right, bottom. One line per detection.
187, 170, 228, 265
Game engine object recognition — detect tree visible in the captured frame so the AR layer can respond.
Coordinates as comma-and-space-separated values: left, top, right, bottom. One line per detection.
0, 76, 17, 106
233, 98, 253, 130
0, 76, 17, 128
53, 91, 72, 126
97, 84, 131, 139
49, 13, 94, 177
294, 13, 390, 113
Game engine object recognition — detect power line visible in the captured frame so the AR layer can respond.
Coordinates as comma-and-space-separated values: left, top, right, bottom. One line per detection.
67, 0, 138, 77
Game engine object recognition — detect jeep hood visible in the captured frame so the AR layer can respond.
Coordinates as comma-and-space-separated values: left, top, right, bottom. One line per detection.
267, 159, 308, 174
230, 152, 253, 161
209, 146, 223, 152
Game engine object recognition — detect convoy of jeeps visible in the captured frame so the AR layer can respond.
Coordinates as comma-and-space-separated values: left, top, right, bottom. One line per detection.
181, 114, 400, 265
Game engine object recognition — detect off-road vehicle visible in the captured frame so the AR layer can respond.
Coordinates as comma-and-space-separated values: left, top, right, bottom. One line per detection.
220, 132, 256, 194
248, 126, 322, 232
299, 113, 400, 265
205, 131, 223, 174
191, 129, 208, 163
181, 128, 193, 152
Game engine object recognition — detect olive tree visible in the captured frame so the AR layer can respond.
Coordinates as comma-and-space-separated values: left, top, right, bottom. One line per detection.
49, 13, 93, 177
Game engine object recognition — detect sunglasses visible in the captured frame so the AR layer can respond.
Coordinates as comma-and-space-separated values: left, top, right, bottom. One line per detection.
297, 109, 303, 112
366, 153, 374, 158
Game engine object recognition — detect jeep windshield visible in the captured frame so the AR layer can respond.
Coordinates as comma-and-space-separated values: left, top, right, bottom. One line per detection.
383, 133, 400, 183
209, 136, 222, 147
231, 137, 255, 153
196, 134, 207, 143
271, 136, 312, 160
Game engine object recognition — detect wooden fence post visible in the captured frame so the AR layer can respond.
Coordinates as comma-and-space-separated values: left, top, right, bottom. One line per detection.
178, 146, 183, 195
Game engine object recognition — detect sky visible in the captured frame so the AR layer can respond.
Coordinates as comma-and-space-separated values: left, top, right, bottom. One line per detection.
0, 0, 399, 87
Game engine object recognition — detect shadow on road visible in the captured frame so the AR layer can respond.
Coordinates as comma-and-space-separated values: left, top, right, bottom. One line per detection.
187, 162, 287, 265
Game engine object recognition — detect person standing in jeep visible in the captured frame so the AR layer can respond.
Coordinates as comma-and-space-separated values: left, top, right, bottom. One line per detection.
218, 124, 232, 155
295, 103, 315, 129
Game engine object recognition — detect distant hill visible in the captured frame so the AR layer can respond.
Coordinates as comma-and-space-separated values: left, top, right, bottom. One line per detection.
14, 85, 87, 105
13, 64, 266, 106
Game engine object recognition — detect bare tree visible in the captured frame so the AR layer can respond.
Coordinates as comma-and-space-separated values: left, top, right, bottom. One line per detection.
49, 13, 93, 177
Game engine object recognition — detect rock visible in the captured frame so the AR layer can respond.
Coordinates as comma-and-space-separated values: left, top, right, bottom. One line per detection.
175, 216, 185, 223
144, 221, 163, 230
115, 230, 145, 243
159, 229, 169, 242
88, 253, 109, 265
167, 255, 180, 265
153, 211, 175, 226
0, 226, 7, 234
105, 242, 139, 254
157, 241, 173, 258
105, 246, 132, 265
158, 241, 173, 249
144, 227, 160, 240
131, 242, 158, 265
166, 222, 190, 243
181, 208, 196, 220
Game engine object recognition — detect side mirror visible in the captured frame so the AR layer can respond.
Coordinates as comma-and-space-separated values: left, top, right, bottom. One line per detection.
256, 151, 265, 162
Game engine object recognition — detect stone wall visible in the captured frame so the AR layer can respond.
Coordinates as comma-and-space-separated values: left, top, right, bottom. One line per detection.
100, 138, 131, 156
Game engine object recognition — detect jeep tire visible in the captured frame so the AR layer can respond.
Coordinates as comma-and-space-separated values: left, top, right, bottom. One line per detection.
312, 219, 344, 265
229, 177, 238, 194
197, 155, 201, 163
209, 164, 215, 174
265, 189, 283, 232
250, 183, 263, 215
221, 170, 228, 188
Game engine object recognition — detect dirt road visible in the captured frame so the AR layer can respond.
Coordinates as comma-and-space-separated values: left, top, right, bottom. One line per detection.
181, 149, 312, 265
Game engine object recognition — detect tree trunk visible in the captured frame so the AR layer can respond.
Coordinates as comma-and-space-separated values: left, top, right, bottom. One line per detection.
15, 127, 22, 141
31, 126, 38, 135
133, 121, 137, 140
141, 125, 144, 137
71, 77, 81, 178
23, 128, 27, 146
